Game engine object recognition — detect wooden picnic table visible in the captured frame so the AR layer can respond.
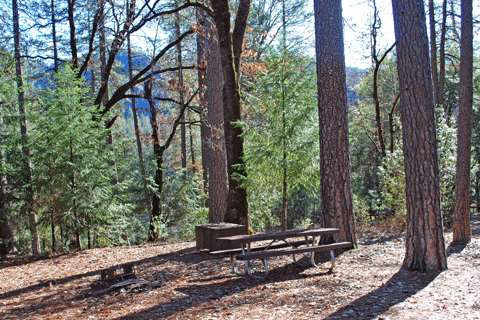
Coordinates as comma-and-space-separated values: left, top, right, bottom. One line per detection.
212, 228, 352, 278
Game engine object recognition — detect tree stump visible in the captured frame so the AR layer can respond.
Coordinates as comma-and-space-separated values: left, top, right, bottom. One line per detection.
195, 223, 247, 251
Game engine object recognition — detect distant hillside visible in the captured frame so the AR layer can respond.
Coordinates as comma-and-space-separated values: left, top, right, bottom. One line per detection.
346, 66, 368, 106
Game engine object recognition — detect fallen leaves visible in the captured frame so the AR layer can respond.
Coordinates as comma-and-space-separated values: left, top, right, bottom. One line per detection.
0, 226, 479, 319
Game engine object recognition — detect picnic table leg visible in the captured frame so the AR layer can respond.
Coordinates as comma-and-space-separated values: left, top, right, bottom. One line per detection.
229, 243, 250, 276
245, 258, 268, 279
329, 249, 335, 271
242, 243, 269, 279
291, 236, 309, 264
230, 254, 247, 276
309, 235, 317, 267
230, 243, 268, 277
244, 243, 251, 271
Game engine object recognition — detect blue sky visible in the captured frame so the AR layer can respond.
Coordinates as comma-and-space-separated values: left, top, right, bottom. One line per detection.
343, 0, 395, 68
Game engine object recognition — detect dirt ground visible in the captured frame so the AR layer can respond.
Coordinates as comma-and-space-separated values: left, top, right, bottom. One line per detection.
1, 215, 479, 320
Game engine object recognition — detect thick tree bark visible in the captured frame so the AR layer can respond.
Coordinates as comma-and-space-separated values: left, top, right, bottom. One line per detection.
314, 0, 356, 245
453, 0, 473, 244
210, 0, 251, 226
13, 0, 41, 255
392, 0, 447, 271
198, 6, 228, 223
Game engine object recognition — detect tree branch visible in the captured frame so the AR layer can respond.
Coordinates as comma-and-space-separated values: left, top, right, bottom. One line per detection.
135, 66, 196, 84
77, 5, 104, 78
99, 29, 194, 118
130, 1, 213, 34
162, 88, 199, 151
232, 0, 251, 76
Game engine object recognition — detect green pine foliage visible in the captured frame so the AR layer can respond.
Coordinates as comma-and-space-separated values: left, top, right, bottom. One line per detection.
243, 46, 319, 231
0, 52, 39, 252
30, 66, 135, 250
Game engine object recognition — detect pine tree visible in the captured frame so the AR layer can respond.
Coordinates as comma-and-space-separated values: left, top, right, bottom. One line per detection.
392, 0, 447, 271
453, 0, 473, 245
245, 47, 319, 230
314, 0, 356, 245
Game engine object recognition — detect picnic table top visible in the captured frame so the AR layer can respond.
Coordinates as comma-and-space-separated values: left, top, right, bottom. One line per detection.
217, 228, 340, 245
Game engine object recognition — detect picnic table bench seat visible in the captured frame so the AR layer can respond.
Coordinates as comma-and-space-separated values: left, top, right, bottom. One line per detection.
235, 241, 353, 261
209, 239, 313, 256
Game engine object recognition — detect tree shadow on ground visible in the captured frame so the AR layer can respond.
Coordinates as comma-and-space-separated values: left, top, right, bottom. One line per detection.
471, 211, 480, 236
359, 232, 404, 246
324, 268, 440, 319
0, 246, 196, 301
114, 250, 342, 319
0, 252, 65, 271
1, 245, 209, 319
446, 210, 479, 257
446, 242, 468, 257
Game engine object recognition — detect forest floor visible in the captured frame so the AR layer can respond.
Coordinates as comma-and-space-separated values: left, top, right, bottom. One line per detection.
1, 214, 480, 320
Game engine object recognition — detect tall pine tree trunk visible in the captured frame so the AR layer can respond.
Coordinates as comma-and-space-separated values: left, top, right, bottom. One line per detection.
392, 0, 447, 272
314, 0, 356, 245
453, 0, 473, 244
13, 0, 41, 255
197, 4, 228, 223
206, 24, 228, 223
210, 0, 251, 226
